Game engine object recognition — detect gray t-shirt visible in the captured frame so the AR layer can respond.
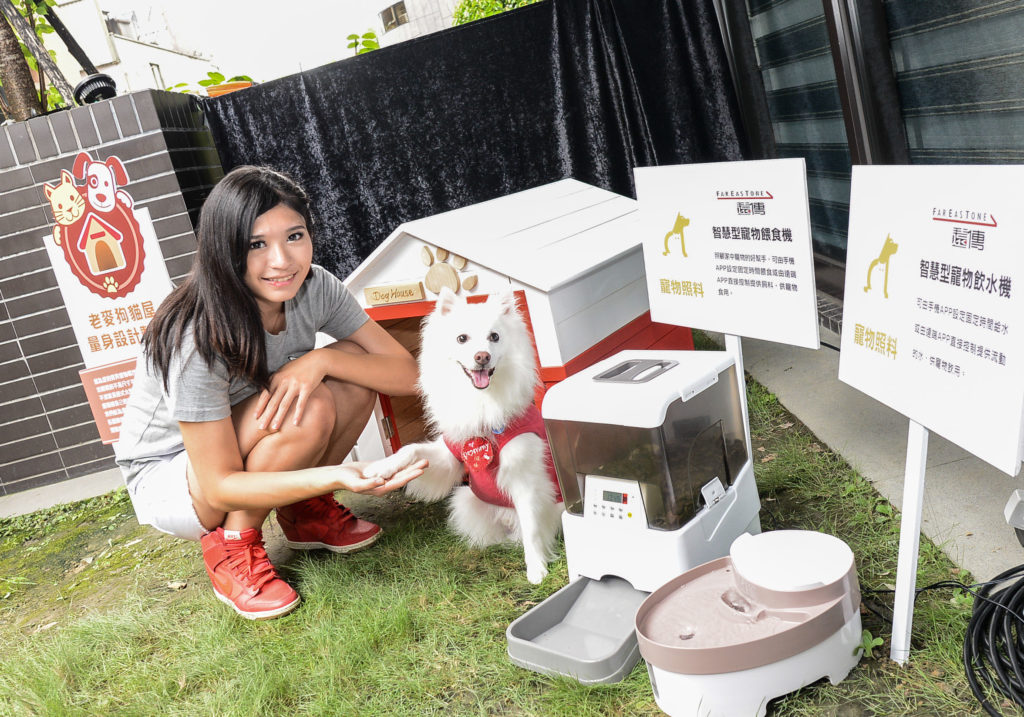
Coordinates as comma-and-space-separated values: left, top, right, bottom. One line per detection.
114, 265, 368, 486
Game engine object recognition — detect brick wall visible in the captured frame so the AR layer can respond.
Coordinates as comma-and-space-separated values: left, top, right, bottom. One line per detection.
0, 90, 224, 496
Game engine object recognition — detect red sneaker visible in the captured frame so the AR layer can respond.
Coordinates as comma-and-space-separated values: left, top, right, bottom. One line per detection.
201, 527, 300, 620
276, 494, 381, 553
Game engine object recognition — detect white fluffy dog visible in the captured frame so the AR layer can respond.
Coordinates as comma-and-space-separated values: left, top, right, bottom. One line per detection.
365, 287, 563, 583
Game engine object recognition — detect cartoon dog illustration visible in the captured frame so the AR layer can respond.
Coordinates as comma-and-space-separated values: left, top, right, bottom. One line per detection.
73, 153, 133, 213
864, 234, 898, 299
663, 213, 690, 257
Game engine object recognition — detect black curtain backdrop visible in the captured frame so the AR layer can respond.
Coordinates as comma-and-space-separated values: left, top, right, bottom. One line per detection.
202, 0, 747, 279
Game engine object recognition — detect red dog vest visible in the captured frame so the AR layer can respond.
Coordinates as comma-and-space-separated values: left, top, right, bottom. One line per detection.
443, 404, 563, 509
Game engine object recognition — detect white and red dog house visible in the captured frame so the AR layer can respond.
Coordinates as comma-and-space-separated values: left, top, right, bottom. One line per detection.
341, 179, 693, 461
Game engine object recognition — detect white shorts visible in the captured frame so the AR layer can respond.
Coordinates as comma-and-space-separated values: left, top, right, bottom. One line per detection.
127, 451, 208, 541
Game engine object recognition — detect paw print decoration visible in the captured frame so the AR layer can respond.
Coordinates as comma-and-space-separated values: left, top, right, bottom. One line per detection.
103, 276, 120, 293
421, 244, 478, 295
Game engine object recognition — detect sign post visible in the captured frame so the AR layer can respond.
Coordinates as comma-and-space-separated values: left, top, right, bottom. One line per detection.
890, 419, 929, 663
838, 164, 1024, 663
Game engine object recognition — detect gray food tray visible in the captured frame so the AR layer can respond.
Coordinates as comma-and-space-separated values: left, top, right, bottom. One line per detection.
506, 575, 650, 684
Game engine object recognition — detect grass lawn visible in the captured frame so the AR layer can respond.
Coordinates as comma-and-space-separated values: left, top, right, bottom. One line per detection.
0, 344, 1007, 715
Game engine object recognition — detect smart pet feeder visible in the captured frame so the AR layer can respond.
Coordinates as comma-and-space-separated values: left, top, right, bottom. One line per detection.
635, 530, 862, 717
506, 350, 761, 683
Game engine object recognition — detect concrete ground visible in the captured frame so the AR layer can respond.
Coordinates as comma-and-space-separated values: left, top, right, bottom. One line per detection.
0, 467, 122, 520
3, 324, 1022, 584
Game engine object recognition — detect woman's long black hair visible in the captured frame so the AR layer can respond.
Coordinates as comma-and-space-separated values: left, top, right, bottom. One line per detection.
143, 165, 314, 391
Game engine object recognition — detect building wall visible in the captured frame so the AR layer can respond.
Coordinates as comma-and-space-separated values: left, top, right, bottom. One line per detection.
49, 0, 214, 94
102, 37, 212, 93
0, 90, 222, 496
51, 0, 118, 71
377, 0, 460, 47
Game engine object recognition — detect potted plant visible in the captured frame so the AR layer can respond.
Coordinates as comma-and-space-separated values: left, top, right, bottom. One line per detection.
168, 72, 254, 97
201, 72, 254, 97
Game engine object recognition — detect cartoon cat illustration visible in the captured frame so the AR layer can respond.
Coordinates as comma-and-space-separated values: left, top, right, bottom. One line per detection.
663, 213, 690, 257
864, 233, 898, 298
43, 169, 86, 246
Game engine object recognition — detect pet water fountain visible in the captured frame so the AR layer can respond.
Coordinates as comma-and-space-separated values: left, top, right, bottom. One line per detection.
506, 349, 762, 683
635, 529, 862, 716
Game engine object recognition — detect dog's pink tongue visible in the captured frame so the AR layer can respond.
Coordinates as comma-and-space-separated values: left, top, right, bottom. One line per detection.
471, 369, 491, 389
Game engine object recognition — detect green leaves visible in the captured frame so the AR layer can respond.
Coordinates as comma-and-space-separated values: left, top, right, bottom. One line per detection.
196, 71, 253, 87
346, 30, 379, 55
170, 73, 255, 94
874, 500, 894, 522
6, 0, 67, 110
43, 83, 61, 106
452, 0, 542, 26
857, 629, 885, 659
197, 71, 226, 87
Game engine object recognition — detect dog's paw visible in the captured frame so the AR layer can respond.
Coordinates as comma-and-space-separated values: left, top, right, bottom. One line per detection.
363, 455, 406, 480
526, 563, 548, 585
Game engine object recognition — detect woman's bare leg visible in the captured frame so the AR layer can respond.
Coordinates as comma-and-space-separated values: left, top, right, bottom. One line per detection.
187, 339, 380, 532
187, 382, 338, 532
315, 340, 378, 467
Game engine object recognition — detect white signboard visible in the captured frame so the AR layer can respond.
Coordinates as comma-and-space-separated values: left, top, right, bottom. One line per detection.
635, 158, 819, 348
40, 151, 176, 442
839, 165, 1024, 476
42, 205, 173, 368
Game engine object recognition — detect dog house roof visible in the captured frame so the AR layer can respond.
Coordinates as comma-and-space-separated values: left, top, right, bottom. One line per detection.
348, 178, 639, 293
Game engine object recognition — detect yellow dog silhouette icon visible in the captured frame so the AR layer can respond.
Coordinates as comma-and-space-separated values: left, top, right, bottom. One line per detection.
864, 234, 898, 298
663, 213, 690, 257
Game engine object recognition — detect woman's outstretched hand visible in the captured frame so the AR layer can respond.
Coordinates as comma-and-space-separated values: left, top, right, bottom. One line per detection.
336, 459, 428, 497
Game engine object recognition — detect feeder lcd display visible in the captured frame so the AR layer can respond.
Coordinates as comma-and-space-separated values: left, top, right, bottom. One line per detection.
602, 490, 628, 505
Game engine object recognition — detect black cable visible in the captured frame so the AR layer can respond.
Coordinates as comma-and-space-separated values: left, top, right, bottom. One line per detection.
962, 564, 1024, 716
859, 594, 894, 625
862, 569, 1024, 716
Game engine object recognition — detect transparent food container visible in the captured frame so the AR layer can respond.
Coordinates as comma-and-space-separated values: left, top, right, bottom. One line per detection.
544, 357, 748, 531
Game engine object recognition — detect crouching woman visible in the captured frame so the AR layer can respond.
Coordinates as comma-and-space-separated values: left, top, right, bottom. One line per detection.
115, 165, 423, 619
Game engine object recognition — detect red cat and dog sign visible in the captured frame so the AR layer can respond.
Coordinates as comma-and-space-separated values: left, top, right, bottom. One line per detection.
41, 151, 174, 443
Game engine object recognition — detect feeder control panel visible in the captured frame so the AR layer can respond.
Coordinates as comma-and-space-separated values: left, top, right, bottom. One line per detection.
583, 475, 648, 527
